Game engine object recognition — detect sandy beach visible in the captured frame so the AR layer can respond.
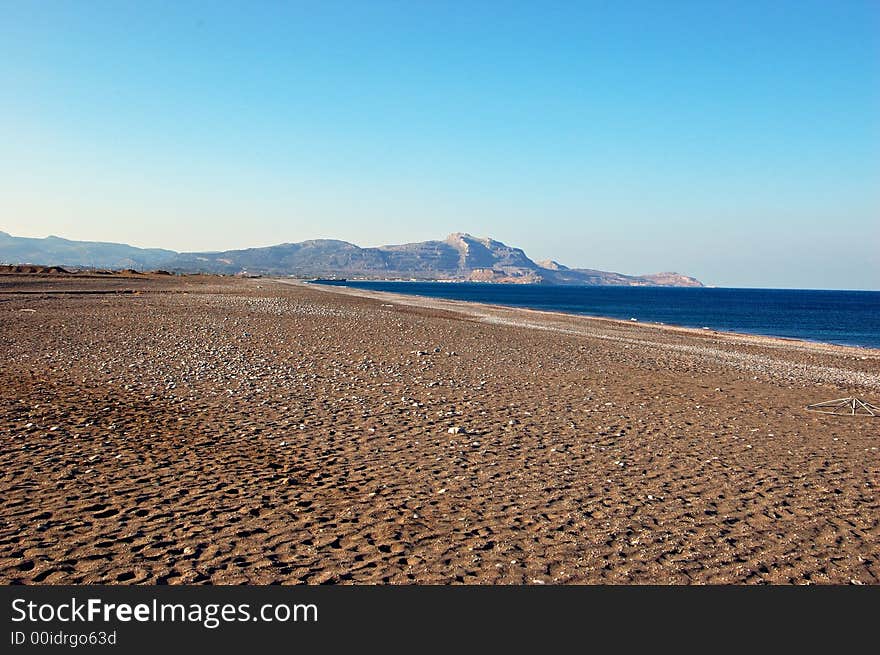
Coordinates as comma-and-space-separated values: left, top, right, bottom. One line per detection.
1, 272, 878, 584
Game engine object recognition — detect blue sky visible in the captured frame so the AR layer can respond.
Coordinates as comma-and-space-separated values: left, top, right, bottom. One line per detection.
1, 1, 877, 288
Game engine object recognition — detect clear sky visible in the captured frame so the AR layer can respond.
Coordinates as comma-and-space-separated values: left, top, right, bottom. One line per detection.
1, 1, 878, 289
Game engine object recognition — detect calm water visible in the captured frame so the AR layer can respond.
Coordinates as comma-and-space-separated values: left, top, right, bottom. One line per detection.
313, 281, 880, 349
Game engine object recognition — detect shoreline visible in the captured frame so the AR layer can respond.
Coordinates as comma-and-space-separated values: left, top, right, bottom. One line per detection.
2, 272, 879, 584
288, 279, 880, 360
286, 278, 880, 393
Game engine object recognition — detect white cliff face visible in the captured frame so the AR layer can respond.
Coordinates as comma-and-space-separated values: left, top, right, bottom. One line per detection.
442, 233, 538, 274
444, 233, 472, 271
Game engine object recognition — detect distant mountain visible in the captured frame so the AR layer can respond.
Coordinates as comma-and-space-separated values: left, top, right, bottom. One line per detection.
0, 231, 175, 270
0, 230, 704, 287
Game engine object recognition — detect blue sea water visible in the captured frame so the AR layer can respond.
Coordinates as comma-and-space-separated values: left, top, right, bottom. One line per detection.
312, 281, 880, 349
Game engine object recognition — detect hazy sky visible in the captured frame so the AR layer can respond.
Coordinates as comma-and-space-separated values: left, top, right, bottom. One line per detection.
1, 1, 878, 289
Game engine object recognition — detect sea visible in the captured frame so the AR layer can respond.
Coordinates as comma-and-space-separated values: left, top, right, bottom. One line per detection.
312, 281, 880, 350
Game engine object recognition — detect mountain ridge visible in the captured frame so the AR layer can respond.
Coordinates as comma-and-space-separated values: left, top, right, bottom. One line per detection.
0, 230, 704, 287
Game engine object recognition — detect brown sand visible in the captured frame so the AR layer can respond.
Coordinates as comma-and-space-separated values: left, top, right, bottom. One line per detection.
1, 273, 878, 584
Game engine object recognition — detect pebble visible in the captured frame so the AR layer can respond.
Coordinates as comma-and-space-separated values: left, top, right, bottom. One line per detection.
3, 273, 878, 587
